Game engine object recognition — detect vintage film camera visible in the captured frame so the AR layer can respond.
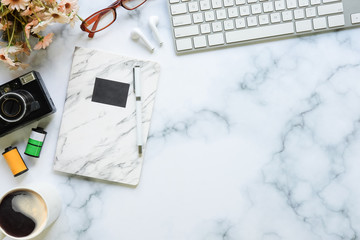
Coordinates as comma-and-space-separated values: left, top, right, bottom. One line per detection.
0, 71, 56, 137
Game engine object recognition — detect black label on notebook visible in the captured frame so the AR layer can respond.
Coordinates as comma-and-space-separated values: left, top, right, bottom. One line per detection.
92, 78, 130, 108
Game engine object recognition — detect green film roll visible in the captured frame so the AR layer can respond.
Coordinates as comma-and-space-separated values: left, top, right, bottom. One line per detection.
24, 127, 47, 158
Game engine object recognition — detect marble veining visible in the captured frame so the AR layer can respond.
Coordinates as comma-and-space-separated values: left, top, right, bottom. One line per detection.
0, 0, 360, 239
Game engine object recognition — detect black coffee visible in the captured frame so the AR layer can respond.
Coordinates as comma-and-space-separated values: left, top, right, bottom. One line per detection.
0, 190, 46, 238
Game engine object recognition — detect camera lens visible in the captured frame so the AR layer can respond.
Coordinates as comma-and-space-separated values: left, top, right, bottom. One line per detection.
2, 98, 22, 117
0, 90, 37, 123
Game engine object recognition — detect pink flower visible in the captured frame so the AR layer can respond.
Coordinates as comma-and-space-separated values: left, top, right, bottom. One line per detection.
59, 0, 78, 14
1, 21, 12, 30
0, 48, 15, 67
25, 19, 38, 39
43, 0, 56, 4
45, 8, 69, 23
31, 19, 51, 34
34, 33, 54, 50
15, 42, 30, 56
21, 4, 44, 16
1, 0, 29, 11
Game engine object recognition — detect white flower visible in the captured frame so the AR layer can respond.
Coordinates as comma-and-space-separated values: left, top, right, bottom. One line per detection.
7, 46, 22, 54
31, 19, 52, 34
1, 0, 29, 11
45, 8, 70, 24
0, 48, 15, 67
59, 0, 79, 15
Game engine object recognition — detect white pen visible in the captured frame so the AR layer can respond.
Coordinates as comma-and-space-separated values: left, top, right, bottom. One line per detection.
133, 66, 143, 157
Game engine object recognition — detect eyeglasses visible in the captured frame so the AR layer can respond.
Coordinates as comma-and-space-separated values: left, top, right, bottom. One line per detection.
80, 0, 147, 38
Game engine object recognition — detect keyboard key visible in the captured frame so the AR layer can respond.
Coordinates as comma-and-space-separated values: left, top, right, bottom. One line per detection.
223, 0, 235, 7
251, 4, 262, 14
171, 3, 187, 15
328, 14, 345, 27
226, 22, 294, 43
235, 18, 246, 28
174, 25, 199, 37
286, 0, 297, 9
200, 23, 211, 33
247, 16, 258, 26
194, 36, 207, 48
173, 15, 192, 26
170, 0, 180, 3
176, 38, 192, 51
270, 12, 281, 23
212, 0, 222, 8
216, 9, 227, 19
275, 0, 285, 10
323, 0, 340, 3
228, 7, 239, 18
294, 9, 305, 19
212, 22, 223, 32
351, 13, 360, 24
305, 7, 316, 17
310, 0, 320, 5
205, 11, 216, 21
282, 10, 293, 21
298, 0, 309, 7
200, 0, 211, 10
318, 3, 343, 16
208, 33, 225, 45
235, 0, 246, 4
259, 14, 270, 25
263, 2, 274, 12
295, 19, 312, 32
193, 13, 204, 23
188, 2, 199, 12
240, 6, 250, 16
224, 20, 235, 30
313, 17, 327, 29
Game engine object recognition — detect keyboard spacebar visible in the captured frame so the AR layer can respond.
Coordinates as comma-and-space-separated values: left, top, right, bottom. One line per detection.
226, 23, 295, 43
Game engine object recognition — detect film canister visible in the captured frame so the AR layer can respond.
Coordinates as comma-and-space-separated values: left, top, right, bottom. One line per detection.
2, 146, 28, 177
24, 127, 47, 158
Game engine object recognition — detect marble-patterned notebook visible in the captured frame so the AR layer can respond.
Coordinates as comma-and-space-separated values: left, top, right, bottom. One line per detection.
54, 47, 160, 186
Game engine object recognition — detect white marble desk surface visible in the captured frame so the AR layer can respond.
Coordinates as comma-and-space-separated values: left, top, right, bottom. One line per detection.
1, 0, 360, 239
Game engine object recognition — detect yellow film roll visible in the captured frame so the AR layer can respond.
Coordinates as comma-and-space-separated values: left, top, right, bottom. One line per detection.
2, 146, 28, 177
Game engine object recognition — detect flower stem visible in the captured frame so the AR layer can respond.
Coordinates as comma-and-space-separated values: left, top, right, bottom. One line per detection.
7, 18, 16, 51
5, 14, 10, 42
10, 12, 25, 25
36, 0, 46, 8
33, 11, 42, 22
76, 14, 84, 22
0, 7, 10, 17
23, 25, 32, 51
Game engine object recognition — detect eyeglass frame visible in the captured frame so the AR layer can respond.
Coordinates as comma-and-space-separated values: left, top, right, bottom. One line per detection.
80, 0, 147, 38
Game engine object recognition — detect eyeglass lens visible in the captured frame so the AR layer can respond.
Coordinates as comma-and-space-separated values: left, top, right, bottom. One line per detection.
85, 9, 116, 33
83, 0, 147, 33
122, 0, 146, 9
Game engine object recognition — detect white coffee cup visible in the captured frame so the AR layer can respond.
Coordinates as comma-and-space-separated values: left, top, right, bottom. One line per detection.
0, 183, 62, 240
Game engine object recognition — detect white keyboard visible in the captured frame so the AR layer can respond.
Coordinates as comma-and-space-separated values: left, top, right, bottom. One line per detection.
168, 0, 360, 54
